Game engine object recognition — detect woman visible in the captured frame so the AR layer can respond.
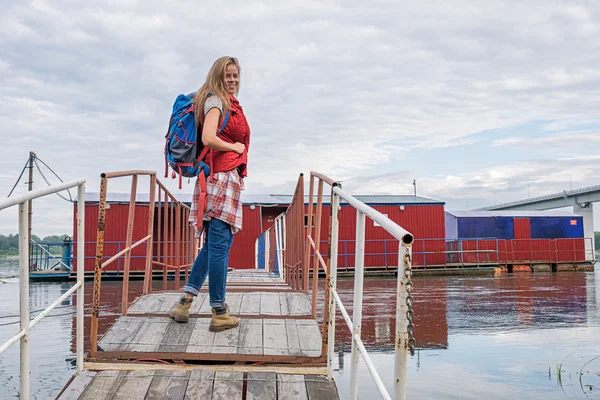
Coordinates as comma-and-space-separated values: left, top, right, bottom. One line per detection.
170, 56, 250, 332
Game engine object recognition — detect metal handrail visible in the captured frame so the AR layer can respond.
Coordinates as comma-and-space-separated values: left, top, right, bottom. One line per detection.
0, 180, 85, 400
271, 171, 415, 399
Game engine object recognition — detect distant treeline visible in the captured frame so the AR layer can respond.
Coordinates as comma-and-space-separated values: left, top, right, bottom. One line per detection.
0, 234, 69, 258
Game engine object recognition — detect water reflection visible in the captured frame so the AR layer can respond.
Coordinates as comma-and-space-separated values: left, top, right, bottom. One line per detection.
1, 256, 599, 400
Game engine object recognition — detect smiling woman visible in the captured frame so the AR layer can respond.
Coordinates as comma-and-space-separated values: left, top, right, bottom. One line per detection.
169, 56, 252, 333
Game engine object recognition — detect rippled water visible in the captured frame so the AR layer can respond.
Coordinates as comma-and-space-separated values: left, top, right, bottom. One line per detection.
1, 258, 599, 399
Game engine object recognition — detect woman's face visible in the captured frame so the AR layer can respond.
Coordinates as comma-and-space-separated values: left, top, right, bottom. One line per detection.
224, 64, 239, 95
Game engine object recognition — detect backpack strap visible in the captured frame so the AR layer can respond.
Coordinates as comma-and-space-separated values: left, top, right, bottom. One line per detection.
198, 110, 230, 162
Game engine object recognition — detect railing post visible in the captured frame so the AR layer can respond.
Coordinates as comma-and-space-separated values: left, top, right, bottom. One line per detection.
90, 174, 108, 357
144, 174, 156, 294
394, 242, 412, 400
19, 202, 30, 400
311, 179, 324, 318
304, 174, 315, 293
121, 174, 138, 316
349, 210, 366, 400
76, 183, 85, 372
327, 187, 340, 379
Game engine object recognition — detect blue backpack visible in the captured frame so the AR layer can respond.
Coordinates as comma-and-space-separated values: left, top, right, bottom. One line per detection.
164, 92, 229, 189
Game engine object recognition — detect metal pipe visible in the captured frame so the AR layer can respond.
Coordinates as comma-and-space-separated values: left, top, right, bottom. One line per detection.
304, 174, 315, 293
121, 175, 138, 316
76, 183, 85, 372
175, 203, 181, 290
101, 235, 151, 269
355, 334, 392, 400
307, 237, 328, 274
90, 176, 107, 356
29, 281, 82, 329
311, 179, 324, 317
394, 243, 411, 400
19, 202, 30, 400
349, 211, 366, 400
144, 175, 157, 294
102, 170, 156, 179
0, 330, 25, 355
326, 190, 340, 379
310, 171, 336, 187
333, 186, 414, 245
0, 179, 86, 210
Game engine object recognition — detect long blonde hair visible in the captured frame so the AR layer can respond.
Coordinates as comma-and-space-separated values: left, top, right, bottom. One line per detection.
195, 56, 241, 126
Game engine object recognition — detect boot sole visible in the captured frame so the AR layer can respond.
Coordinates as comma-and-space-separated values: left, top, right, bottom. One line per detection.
209, 321, 240, 332
170, 314, 189, 323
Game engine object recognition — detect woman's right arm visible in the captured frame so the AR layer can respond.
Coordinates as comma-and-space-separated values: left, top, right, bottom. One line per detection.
202, 108, 245, 154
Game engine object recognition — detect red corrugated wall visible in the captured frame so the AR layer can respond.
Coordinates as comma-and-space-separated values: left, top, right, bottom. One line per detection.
227, 205, 263, 269
73, 203, 150, 273
312, 204, 446, 269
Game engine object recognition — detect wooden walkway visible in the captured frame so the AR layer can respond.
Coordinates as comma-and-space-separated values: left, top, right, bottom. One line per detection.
58, 270, 339, 399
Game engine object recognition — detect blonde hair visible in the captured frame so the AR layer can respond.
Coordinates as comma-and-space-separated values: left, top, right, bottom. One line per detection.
195, 56, 241, 126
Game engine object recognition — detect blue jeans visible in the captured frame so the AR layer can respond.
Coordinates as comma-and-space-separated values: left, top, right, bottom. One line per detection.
184, 218, 234, 308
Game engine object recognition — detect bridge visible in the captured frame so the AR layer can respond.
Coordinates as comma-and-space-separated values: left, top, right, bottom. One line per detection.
475, 184, 600, 260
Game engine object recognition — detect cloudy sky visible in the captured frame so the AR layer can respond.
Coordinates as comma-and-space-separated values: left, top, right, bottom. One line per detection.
1, 0, 599, 237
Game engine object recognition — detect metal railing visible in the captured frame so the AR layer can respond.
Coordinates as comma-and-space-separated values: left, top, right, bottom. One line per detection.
275, 172, 415, 400
89, 170, 195, 358
0, 180, 86, 399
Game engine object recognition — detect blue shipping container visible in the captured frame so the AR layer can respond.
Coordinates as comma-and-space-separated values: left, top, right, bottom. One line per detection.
457, 217, 514, 239
530, 217, 583, 239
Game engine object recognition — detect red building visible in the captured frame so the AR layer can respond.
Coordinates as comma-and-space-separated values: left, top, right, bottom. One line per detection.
74, 193, 447, 273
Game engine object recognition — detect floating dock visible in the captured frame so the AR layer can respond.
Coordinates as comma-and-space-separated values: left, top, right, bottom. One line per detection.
56, 269, 340, 399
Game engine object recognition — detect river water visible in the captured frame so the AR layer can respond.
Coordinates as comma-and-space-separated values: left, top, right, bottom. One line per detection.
1, 258, 599, 399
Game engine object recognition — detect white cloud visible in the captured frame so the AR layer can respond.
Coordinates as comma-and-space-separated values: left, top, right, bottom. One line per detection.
1, 0, 600, 235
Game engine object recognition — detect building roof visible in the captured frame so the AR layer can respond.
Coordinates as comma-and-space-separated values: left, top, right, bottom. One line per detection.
445, 210, 581, 218
85, 193, 444, 206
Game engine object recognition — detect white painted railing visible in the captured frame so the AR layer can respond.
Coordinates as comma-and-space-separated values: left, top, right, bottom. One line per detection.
0, 180, 86, 400
326, 184, 414, 400
272, 171, 415, 399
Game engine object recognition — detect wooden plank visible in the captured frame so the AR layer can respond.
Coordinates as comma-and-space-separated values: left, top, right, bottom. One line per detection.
211, 371, 243, 400
246, 372, 276, 400
186, 319, 215, 353
225, 292, 242, 315
237, 319, 263, 355
277, 374, 309, 400
157, 293, 181, 313
190, 293, 208, 314
57, 371, 96, 400
159, 319, 195, 352
184, 370, 214, 399
145, 370, 190, 400
287, 293, 312, 315
305, 375, 339, 400
126, 319, 169, 352
198, 295, 213, 314
127, 295, 156, 313
112, 370, 154, 400
284, 319, 301, 356
279, 293, 290, 315
239, 293, 261, 314
99, 319, 144, 352
211, 323, 240, 354
296, 321, 321, 357
263, 319, 288, 356
79, 370, 121, 400
260, 293, 281, 315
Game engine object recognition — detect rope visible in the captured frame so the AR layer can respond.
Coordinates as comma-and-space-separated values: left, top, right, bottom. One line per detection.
33, 156, 75, 203
6, 158, 31, 198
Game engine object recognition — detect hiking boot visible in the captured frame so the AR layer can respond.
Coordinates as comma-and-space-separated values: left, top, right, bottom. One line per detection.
209, 308, 240, 332
169, 296, 193, 323
211, 303, 230, 318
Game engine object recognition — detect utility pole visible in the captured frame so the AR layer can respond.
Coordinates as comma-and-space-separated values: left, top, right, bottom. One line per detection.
27, 151, 35, 268
412, 179, 416, 199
